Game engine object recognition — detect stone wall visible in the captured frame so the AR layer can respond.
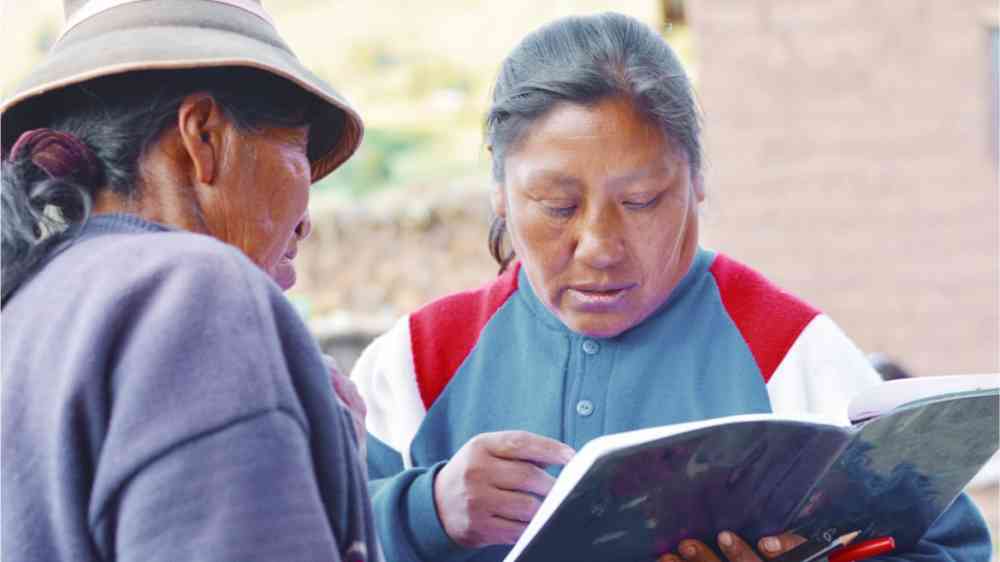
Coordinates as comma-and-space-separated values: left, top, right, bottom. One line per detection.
294, 180, 500, 337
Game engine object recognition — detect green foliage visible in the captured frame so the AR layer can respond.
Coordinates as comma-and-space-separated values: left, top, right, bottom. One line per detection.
316, 125, 486, 197
317, 38, 489, 197
315, 127, 432, 196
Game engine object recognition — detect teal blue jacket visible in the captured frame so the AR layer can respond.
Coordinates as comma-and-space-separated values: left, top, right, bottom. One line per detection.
353, 249, 991, 562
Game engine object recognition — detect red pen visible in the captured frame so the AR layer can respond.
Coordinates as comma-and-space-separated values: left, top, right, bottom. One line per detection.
829, 537, 896, 562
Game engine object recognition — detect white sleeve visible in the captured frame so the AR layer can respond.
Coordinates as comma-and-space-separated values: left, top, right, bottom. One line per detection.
767, 314, 882, 424
350, 316, 426, 469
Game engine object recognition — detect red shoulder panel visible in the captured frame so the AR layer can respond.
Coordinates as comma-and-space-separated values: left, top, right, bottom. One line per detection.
709, 254, 820, 382
409, 263, 521, 409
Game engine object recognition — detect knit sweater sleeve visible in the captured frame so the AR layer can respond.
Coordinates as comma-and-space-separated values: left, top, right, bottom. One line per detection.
86, 236, 378, 562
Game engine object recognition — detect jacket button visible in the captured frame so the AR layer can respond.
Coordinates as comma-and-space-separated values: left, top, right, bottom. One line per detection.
582, 339, 600, 355
576, 399, 595, 417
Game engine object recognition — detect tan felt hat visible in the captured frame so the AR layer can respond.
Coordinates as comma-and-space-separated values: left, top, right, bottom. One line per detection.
1, 0, 364, 181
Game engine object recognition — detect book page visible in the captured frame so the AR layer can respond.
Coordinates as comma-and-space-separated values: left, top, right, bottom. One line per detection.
504, 412, 838, 562
790, 390, 999, 548
847, 374, 1000, 423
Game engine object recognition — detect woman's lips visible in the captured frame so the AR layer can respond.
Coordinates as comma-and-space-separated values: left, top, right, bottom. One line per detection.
566, 284, 635, 309
274, 255, 297, 290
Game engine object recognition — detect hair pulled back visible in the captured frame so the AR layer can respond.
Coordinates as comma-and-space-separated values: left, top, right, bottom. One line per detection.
485, 12, 703, 271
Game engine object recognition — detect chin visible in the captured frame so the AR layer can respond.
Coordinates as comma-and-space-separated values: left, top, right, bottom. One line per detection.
564, 316, 637, 339
272, 264, 297, 291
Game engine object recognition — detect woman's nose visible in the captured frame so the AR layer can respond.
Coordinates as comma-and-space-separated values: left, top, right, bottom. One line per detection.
294, 211, 312, 241
574, 210, 626, 269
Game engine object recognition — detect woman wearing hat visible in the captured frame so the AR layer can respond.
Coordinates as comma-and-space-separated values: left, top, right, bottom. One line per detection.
2, 1, 377, 561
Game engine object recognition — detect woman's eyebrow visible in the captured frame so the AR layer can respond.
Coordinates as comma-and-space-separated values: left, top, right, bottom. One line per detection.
605, 165, 672, 190
524, 169, 583, 189
521, 164, 673, 190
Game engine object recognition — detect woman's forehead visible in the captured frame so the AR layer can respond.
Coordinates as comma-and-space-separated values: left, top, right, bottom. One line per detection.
511, 161, 678, 191
506, 101, 685, 188
525, 98, 662, 141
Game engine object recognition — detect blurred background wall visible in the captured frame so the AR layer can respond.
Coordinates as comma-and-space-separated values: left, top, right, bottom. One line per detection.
3, 0, 997, 544
691, 1, 999, 376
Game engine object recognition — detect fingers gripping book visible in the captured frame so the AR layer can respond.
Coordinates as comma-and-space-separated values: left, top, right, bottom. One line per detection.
504, 375, 1000, 562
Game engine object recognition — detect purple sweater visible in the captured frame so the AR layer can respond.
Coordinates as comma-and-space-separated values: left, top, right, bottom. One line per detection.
2, 214, 379, 562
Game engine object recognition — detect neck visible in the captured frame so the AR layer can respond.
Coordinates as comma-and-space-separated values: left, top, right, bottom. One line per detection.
92, 182, 209, 235
91, 144, 211, 234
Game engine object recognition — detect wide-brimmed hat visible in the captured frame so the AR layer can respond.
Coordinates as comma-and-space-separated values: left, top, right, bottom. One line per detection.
1, 0, 364, 181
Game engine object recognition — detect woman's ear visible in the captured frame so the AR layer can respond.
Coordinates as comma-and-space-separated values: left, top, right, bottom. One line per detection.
692, 172, 706, 203
176, 93, 228, 185
490, 182, 507, 219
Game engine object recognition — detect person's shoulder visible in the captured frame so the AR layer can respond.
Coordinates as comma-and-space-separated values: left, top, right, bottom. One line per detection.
26, 225, 289, 335
408, 262, 521, 360
410, 262, 521, 325
81, 227, 274, 296
706, 252, 820, 320
86, 228, 317, 417
109, 227, 256, 272
706, 252, 822, 380
403, 263, 521, 407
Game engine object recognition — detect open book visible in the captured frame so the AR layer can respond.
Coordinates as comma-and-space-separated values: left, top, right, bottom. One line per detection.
504, 374, 1000, 562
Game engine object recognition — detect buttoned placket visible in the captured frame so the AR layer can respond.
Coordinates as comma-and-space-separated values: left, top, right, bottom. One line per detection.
563, 334, 616, 450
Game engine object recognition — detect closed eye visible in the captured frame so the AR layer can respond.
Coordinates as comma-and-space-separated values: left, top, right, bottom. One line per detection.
544, 203, 577, 218
623, 192, 664, 210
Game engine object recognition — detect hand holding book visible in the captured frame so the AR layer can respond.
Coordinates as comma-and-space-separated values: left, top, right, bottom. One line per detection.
656, 530, 808, 562
654, 528, 881, 562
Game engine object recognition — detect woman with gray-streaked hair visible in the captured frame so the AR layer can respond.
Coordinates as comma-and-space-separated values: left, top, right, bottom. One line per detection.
350, 12, 992, 562
1, 1, 376, 561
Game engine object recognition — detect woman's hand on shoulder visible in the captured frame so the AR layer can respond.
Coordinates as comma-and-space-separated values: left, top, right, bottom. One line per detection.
658, 531, 805, 562
325, 355, 367, 462
434, 430, 575, 548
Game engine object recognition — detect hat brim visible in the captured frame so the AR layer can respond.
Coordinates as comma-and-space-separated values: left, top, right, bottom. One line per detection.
1, 0, 364, 182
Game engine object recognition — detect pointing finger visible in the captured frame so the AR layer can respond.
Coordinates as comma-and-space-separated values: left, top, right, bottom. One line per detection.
483, 431, 575, 466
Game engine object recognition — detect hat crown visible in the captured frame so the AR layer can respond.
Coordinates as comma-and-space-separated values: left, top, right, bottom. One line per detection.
63, 0, 268, 29
64, 0, 266, 15
6, 0, 362, 180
